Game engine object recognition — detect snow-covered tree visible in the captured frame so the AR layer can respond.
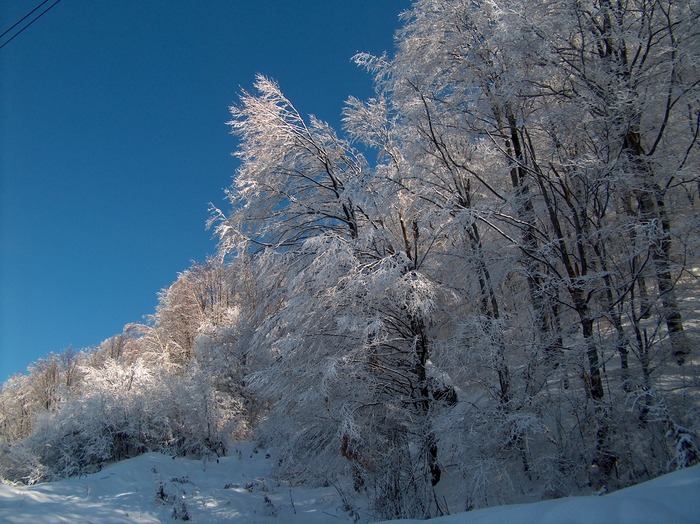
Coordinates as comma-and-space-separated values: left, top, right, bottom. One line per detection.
211, 74, 463, 518
3, 1, 698, 516
348, 0, 700, 502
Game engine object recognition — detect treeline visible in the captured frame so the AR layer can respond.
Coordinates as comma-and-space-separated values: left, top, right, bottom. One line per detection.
0, 260, 247, 483
2, 0, 700, 520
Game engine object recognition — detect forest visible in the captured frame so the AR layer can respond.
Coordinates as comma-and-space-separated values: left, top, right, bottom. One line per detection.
1, 0, 699, 520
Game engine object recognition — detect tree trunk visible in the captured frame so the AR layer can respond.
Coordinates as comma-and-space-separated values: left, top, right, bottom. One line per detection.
506, 113, 563, 362
626, 130, 690, 364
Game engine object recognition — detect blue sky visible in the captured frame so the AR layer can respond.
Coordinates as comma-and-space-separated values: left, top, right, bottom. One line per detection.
0, 0, 409, 382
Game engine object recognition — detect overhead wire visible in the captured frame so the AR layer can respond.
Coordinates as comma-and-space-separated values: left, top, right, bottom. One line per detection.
0, 0, 51, 40
0, 0, 63, 51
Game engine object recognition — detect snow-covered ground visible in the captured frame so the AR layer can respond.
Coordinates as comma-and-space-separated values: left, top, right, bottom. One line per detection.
384, 466, 700, 524
0, 442, 698, 523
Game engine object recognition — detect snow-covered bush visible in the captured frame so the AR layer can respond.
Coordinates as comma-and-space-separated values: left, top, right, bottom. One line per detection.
0, 359, 243, 484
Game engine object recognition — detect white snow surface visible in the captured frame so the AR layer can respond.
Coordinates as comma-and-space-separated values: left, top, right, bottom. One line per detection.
0, 442, 698, 523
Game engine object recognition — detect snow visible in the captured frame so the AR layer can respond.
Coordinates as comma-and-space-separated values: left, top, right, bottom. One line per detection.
0, 442, 353, 523
1, 443, 698, 524
382, 465, 700, 524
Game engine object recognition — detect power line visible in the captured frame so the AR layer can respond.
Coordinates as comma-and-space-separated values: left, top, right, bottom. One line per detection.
0, 0, 63, 51
0, 0, 51, 40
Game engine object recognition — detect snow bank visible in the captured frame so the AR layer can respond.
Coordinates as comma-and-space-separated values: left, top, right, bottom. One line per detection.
0, 442, 352, 523
1, 444, 698, 523
383, 465, 700, 524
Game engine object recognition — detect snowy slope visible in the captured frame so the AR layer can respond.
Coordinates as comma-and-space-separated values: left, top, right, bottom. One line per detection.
1, 443, 698, 523
0, 442, 355, 523
380, 465, 700, 524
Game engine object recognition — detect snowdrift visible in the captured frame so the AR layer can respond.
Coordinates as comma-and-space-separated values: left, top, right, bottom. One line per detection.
1, 442, 698, 523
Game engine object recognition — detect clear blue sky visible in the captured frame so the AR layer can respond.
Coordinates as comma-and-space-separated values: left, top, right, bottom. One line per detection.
0, 0, 409, 382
